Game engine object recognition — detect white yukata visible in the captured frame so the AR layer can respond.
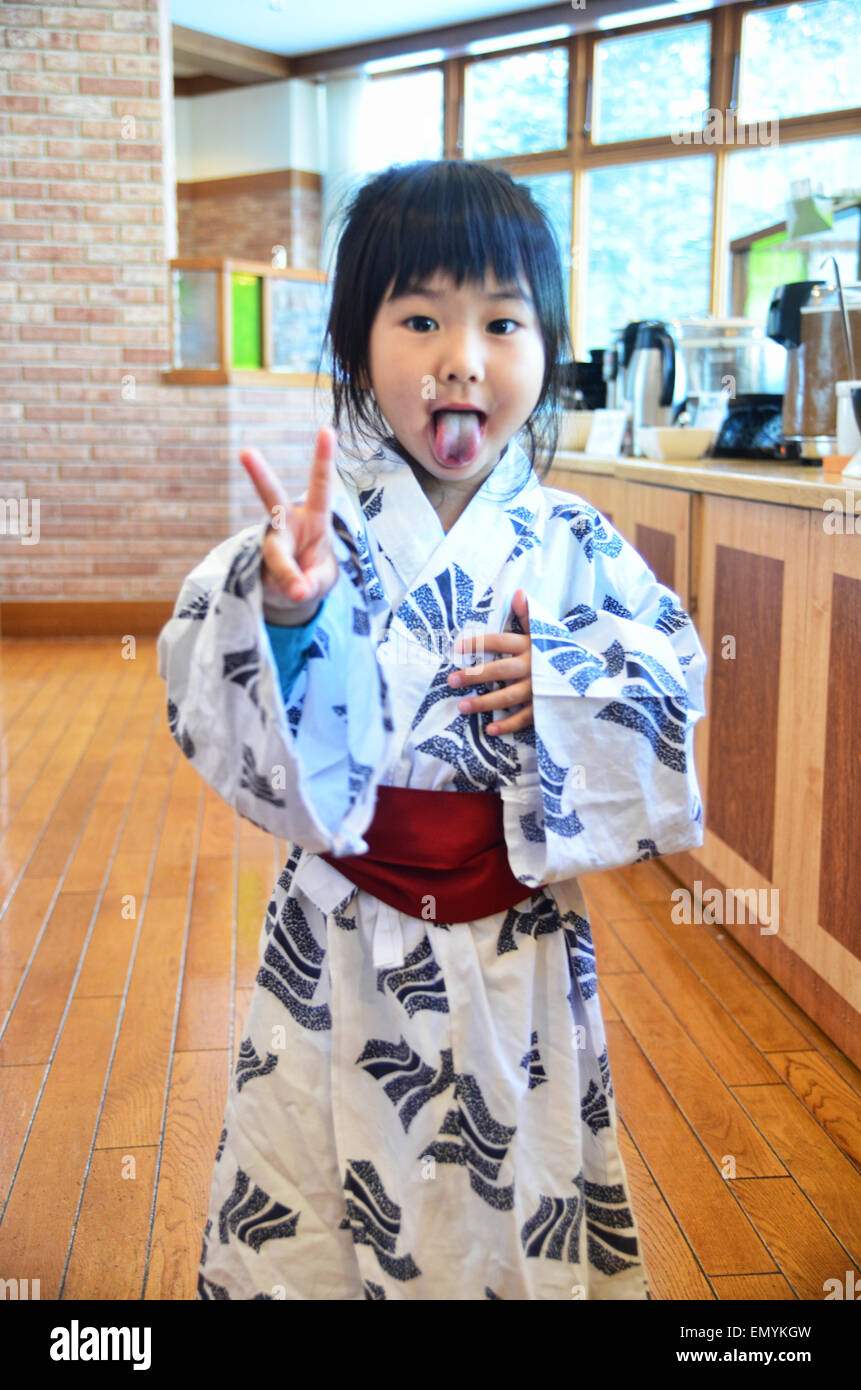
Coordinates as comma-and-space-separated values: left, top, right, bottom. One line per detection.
156, 434, 707, 1301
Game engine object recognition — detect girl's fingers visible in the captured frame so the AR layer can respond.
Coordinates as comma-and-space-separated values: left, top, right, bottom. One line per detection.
303, 427, 336, 522
264, 547, 308, 598
457, 679, 532, 712
487, 704, 533, 736
239, 446, 292, 527
449, 655, 529, 687
454, 631, 528, 656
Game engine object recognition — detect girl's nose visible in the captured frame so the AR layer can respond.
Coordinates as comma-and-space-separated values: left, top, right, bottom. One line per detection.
436, 330, 486, 384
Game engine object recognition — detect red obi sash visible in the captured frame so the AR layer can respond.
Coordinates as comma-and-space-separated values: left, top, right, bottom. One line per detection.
318, 785, 543, 924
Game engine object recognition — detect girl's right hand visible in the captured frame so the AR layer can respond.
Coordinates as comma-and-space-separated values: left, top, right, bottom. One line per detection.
239, 428, 339, 613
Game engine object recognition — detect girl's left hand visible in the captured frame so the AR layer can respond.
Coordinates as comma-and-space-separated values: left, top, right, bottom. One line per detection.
447, 589, 533, 736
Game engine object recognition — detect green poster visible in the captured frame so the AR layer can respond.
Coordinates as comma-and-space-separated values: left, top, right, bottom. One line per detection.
231, 273, 262, 369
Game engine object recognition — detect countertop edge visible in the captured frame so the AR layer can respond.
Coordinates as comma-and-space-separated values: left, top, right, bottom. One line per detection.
550, 449, 861, 513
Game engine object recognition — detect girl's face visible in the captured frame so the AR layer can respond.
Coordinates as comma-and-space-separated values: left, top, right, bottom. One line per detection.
366, 267, 546, 493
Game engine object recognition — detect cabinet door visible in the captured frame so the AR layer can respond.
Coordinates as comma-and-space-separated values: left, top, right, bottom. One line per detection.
622, 480, 693, 611
693, 495, 808, 892
785, 504, 861, 1057
665, 494, 861, 1064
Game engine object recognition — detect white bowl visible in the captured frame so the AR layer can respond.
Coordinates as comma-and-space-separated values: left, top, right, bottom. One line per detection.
558, 410, 594, 450
638, 426, 717, 461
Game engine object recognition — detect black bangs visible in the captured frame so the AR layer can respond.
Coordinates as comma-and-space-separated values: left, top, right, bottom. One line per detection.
317, 159, 573, 491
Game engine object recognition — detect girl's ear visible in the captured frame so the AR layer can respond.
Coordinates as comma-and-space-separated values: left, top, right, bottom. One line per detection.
356, 363, 372, 391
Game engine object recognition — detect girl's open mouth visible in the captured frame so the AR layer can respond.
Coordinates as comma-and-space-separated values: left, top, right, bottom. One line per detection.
428, 409, 487, 468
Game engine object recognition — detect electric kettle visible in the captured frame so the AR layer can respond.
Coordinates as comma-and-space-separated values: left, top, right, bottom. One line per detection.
629, 321, 676, 455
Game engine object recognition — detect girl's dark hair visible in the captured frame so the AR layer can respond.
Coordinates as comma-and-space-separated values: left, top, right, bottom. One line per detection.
316, 159, 573, 502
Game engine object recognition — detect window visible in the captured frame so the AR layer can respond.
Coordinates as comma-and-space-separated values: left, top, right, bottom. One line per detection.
360, 69, 444, 173
515, 171, 573, 319
724, 132, 861, 317
463, 46, 568, 158
738, 0, 861, 124
343, 0, 861, 355
582, 155, 714, 351
592, 21, 711, 143
726, 133, 861, 242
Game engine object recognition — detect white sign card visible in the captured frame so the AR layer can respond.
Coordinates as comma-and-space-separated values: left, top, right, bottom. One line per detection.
692, 390, 731, 433
584, 409, 628, 456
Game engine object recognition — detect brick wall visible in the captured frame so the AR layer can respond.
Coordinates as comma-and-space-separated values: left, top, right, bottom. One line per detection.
177, 169, 323, 266
0, 0, 327, 616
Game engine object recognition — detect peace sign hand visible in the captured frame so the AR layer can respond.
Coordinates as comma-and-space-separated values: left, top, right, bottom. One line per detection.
240, 427, 339, 624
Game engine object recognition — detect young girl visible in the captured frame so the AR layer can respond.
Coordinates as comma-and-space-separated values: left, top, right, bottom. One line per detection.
158, 159, 707, 1301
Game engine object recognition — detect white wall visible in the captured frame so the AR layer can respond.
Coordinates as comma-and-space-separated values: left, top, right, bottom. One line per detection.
173, 78, 323, 181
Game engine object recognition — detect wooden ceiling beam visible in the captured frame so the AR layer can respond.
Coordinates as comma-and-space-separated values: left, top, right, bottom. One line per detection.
171, 23, 292, 85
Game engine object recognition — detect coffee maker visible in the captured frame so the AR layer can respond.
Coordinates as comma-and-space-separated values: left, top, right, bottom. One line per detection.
767, 278, 861, 460
629, 316, 792, 459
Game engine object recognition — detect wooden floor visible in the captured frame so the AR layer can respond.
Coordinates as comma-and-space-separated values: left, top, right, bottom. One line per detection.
1, 635, 860, 1301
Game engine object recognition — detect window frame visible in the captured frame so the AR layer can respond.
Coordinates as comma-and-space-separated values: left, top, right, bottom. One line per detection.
360, 0, 861, 357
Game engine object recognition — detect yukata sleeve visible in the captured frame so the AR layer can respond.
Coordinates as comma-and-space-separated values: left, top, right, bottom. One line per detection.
263, 602, 327, 708
500, 512, 707, 888
156, 507, 397, 855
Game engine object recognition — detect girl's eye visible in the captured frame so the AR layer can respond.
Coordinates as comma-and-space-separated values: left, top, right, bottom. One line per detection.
488, 319, 519, 334
404, 315, 436, 332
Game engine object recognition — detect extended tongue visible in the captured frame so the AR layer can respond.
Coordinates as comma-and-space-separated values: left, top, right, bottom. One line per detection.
432, 410, 483, 464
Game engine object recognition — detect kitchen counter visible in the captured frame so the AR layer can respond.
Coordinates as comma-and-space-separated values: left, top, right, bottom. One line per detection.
553, 449, 860, 512
545, 449, 861, 1070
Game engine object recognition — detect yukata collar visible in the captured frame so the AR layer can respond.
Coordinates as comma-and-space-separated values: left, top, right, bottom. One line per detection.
336, 431, 544, 603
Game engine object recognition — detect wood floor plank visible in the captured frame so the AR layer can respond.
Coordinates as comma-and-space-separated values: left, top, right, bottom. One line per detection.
144, 1051, 230, 1301
603, 972, 787, 1178
115, 762, 181, 864
0, 996, 120, 1298
710, 1272, 797, 1299
698, 917, 782, 989
605, 1019, 775, 1274
758, 983, 861, 1097
96, 699, 163, 807
21, 674, 132, 879
95, 895, 189, 1149
587, 901, 641, 973
0, 1063, 43, 1209
762, 1051, 861, 1168
580, 871, 641, 920
146, 782, 202, 901
608, 910, 777, 1086
0, 660, 81, 820
617, 1118, 714, 1300
615, 861, 682, 905
637, 900, 810, 1053
198, 783, 235, 860
597, 983, 619, 1022
61, 1148, 158, 1301
1, 659, 145, 910
730, 1175, 861, 1301
0, 891, 98, 1066
0, 873, 56, 1019
175, 854, 235, 1053
729, 1084, 861, 1262
74, 852, 153, 999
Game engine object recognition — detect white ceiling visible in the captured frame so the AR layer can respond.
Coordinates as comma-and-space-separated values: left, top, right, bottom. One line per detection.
169, 0, 578, 56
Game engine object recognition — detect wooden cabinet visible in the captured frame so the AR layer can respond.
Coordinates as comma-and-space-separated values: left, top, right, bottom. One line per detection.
546, 467, 861, 1067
